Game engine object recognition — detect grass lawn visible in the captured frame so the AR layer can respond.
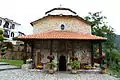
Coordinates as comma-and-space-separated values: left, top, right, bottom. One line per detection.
106, 69, 120, 78
0, 59, 23, 67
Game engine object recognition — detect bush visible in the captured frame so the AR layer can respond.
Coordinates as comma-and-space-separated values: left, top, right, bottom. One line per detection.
46, 61, 57, 69
71, 61, 80, 69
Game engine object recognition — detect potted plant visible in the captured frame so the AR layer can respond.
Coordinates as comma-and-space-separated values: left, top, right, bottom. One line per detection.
100, 65, 106, 73
71, 57, 80, 74
36, 64, 43, 70
46, 55, 57, 73
46, 61, 57, 73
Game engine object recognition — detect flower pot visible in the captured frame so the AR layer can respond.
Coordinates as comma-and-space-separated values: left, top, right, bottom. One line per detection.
100, 70, 105, 74
48, 69, 55, 74
71, 69, 77, 74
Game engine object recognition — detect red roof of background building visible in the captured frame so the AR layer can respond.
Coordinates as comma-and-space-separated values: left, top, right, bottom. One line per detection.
16, 30, 106, 40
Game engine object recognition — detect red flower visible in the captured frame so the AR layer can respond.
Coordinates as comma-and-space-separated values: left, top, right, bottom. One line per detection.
47, 55, 54, 60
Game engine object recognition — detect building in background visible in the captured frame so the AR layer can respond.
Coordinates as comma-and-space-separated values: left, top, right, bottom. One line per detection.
0, 17, 25, 41
0, 17, 26, 59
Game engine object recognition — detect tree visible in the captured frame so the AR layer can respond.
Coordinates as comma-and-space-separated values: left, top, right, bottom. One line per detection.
84, 12, 116, 52
84, 12, 118, 67
0, 29, 4, 41
0, 29, 7, 56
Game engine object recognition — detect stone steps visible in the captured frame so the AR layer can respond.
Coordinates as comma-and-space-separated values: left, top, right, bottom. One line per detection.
0, 62, 21, 71
0, 67, 20, 71
0, 62, 9, 65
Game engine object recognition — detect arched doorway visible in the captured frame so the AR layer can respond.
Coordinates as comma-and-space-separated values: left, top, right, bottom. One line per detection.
59, 55, 66, 71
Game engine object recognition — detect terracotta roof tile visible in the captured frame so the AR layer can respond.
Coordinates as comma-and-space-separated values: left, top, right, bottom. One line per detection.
17, 30, 106, 40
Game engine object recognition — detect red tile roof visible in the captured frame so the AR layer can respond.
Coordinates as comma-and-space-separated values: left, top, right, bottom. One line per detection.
17, 30, 106, 40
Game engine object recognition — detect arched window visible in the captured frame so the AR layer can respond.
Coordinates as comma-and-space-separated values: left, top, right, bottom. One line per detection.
61, 24, 65, 30
0, 20, 2, 26
11, 32, 14, 37
10, 24, 15, 29
3, 29, 9, 38
3, 21, 9, 28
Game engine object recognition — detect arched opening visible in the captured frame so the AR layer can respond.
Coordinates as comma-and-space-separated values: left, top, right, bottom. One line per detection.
0, 20, 2, 26
59, 55, 66, 71
11, 32, 14, 37
61, 24, 65, 30
3, 21, 9, 28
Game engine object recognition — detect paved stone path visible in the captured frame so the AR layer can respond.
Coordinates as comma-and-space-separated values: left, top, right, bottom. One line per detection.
0, 62, 119, 80
0, 69, 119, 80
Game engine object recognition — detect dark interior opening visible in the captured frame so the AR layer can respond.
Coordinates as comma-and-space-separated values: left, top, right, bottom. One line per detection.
59, 55, 66, 71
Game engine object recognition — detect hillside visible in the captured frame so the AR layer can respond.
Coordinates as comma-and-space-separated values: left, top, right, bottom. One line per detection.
115, 35, 120, 46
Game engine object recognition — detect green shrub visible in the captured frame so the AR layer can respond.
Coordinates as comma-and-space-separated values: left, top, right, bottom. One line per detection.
46, 61, 57, 69
71, 61, 80, 69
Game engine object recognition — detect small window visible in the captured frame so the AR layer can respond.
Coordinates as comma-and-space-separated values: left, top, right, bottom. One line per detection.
61, 24, 65, 30
0, 20, 2, 26
11, 32, 14, 37
10, 24, 15, 29
3, 29, 9, 38
3, 21, 9, 28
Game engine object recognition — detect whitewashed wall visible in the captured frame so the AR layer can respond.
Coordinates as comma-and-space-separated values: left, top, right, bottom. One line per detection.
0, 17, 22, 40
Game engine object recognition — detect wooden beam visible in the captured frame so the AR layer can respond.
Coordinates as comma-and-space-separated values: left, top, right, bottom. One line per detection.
29, 40, 35, 68
23, 41, 27, 64
30, 41, 34, 59
91, 42, 94, 67
71, 41, 74, 56
50, 40, 53, 62
50, 40, 53, 55
99, 42, 102, 66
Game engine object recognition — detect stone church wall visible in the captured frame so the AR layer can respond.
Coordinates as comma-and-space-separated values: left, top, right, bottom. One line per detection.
33, 16, 91, 34
33, 40, 91, 67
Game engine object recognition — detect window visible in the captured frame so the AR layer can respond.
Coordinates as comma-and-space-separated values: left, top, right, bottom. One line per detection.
61, 24, 65, 30
3, 21, 9, 28
11, 32, 14, 37
0, 20, 2, 26
10, 24, 15, 29
3, 29, 9, 38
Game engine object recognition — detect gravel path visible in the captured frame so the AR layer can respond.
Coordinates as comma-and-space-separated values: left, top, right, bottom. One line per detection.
0, 69, 118, 80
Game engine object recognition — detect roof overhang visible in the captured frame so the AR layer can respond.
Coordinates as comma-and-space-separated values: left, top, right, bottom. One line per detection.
13, 30, 107, 41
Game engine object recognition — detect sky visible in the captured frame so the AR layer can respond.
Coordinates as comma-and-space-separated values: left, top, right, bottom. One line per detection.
0, 0, 120, 35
